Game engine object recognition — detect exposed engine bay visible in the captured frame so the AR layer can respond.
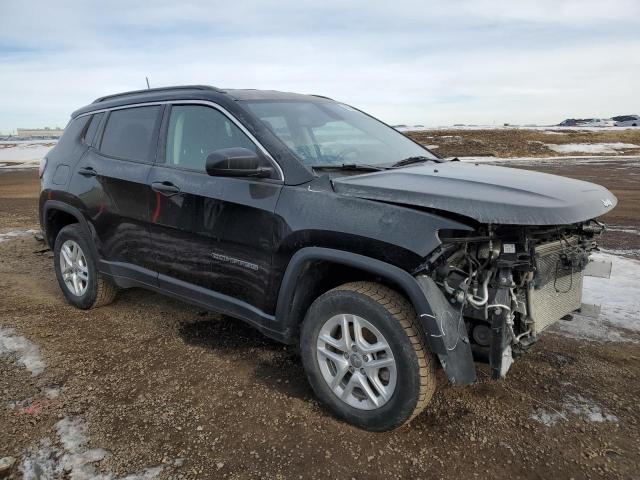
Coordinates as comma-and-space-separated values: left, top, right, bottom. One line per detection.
416, 220, 606, 379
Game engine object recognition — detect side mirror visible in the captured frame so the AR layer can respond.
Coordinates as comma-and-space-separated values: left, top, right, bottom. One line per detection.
205, 147, 274, 178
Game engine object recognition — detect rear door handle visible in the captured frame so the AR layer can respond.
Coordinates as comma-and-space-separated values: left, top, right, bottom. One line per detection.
151, 181, 181, 195
78, 166, 97, 177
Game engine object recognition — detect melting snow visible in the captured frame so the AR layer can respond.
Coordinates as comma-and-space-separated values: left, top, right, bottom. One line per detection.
20, 417, 162, 480
397, 125, 640, 132
0, 141, 55, 164
0, 327, 46, 375
0, 229, 40, 243
457, 155, 640, 167
552, 253, 640, 342
607, 226, 640, 236
532, 394, 618, 426
545, 142, 640, 154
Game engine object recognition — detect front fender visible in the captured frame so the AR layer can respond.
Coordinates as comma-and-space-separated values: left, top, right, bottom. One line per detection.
275, 247, 476, 385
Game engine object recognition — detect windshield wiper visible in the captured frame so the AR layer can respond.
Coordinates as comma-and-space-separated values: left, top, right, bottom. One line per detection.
390, 156, 437, 168
311, 164, 386, 172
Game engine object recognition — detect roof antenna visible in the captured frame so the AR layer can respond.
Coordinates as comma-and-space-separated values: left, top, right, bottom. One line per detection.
145, 77, 151, 90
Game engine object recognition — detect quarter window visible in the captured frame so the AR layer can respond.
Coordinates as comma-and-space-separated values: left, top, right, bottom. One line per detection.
100, 106, 160, 162
165, 105, 259, 171
83, 113, 103, 146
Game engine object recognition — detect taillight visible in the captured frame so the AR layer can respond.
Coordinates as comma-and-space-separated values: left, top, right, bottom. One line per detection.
39, 157, 48, 178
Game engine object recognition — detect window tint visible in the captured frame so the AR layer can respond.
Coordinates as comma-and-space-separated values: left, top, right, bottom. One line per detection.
83, 113, 103, 146
100, 106, 160, 161
166, 105, 258, 171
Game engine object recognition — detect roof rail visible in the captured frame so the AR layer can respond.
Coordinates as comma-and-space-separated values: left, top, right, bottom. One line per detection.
309, 94, 334, 100
92, 85, 222, 104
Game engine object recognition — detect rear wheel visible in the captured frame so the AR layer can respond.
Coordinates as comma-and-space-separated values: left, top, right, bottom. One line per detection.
300, 281, 436, 431
53, 224, 117, 309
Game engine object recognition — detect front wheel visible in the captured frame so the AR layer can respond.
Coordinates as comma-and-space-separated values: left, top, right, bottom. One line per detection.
300, 282, 436, 431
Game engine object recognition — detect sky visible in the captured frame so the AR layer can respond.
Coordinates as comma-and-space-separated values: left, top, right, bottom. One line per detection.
0, 0, 639, 132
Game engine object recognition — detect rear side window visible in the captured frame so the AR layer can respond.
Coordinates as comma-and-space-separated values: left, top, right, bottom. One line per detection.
82, 113, 103, 146
100, 106, 160, 162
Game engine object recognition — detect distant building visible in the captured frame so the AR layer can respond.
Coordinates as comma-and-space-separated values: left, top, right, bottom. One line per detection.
17, 127, 64, 139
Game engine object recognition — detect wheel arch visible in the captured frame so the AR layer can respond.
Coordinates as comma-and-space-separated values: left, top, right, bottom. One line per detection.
42, 200, 100, 258
275, 247, 476, 385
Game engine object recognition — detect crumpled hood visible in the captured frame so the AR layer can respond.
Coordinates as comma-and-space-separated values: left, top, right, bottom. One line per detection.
332, 162, 617, 225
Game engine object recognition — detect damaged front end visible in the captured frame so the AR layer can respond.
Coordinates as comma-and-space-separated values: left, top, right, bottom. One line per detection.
415, 220, 607, 381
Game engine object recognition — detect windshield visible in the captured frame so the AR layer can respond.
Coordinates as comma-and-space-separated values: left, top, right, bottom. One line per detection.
242, 100, 438, 167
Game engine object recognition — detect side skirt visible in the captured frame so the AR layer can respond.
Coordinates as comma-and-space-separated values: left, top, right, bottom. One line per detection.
98, 260, 289, 344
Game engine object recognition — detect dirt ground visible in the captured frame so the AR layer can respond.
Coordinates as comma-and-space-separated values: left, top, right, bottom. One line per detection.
1, 163, 639, 479
406, 128, 640, 158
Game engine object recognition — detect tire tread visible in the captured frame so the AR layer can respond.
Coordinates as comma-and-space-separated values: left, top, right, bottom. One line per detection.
92, 274, 118, 308
333, 281, 436, 423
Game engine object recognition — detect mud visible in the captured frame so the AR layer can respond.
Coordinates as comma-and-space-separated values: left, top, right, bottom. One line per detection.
1, 166, 639, 479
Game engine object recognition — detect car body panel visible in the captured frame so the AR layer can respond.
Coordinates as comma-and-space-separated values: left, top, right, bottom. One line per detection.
332, 161, 617, 225
147, 164, 282, 311
68, 149, 157, 274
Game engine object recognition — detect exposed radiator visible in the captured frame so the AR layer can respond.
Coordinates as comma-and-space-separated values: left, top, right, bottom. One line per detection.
527, 238, 584, 334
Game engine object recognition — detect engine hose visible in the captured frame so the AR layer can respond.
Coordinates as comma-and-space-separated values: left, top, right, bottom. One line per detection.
466, 268, 495, 307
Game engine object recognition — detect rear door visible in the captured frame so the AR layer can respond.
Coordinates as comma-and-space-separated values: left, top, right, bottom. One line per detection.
68, 105, 162, 283
147, 103, 283, 312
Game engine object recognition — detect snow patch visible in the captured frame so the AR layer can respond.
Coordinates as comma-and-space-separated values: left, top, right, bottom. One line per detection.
458, 155, 640, 167
531, 410, 566, 426
601, 248, 639, 259
20, 439, 59, 480
0, 229, 40, 243
0, 141, 55, 164
532, 395, 618, 426
545, 142, 640, 154
44, 386, 61, 400
608, 226, 640, 236
0, 327, 46, 375
20, 417, 162, 480
552, 253, 640, 342
398, 125, 640, 132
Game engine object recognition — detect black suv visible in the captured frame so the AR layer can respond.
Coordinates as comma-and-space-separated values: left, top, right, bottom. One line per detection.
40, 85, 616, 431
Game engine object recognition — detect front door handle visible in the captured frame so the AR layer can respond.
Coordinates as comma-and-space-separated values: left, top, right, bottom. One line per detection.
78, 166, 97, 177
151, 181, 181, 195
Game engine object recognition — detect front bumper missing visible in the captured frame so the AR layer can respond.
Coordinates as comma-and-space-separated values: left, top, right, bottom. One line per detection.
414, 255, 612, 385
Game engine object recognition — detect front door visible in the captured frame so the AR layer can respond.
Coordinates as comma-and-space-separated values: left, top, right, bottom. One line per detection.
147, 103, 282, 313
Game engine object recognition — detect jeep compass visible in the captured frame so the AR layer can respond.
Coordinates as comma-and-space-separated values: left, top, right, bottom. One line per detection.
39, 85, 617, 430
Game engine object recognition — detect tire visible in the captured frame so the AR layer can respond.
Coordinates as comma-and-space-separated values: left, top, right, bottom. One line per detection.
53, 224, 117, 309
300, 281, 436, 431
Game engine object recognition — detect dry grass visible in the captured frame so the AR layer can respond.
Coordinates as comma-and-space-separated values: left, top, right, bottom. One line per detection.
406, 128, 640, 158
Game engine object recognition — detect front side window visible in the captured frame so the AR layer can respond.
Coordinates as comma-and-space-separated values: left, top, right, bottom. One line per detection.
100, 106, 160, 162
243, 100, 437, 167
165, 105, 259, 171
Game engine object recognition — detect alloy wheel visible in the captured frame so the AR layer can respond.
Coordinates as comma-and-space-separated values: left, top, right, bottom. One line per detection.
59, 239, 89, 297
316, 313, 397, 410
